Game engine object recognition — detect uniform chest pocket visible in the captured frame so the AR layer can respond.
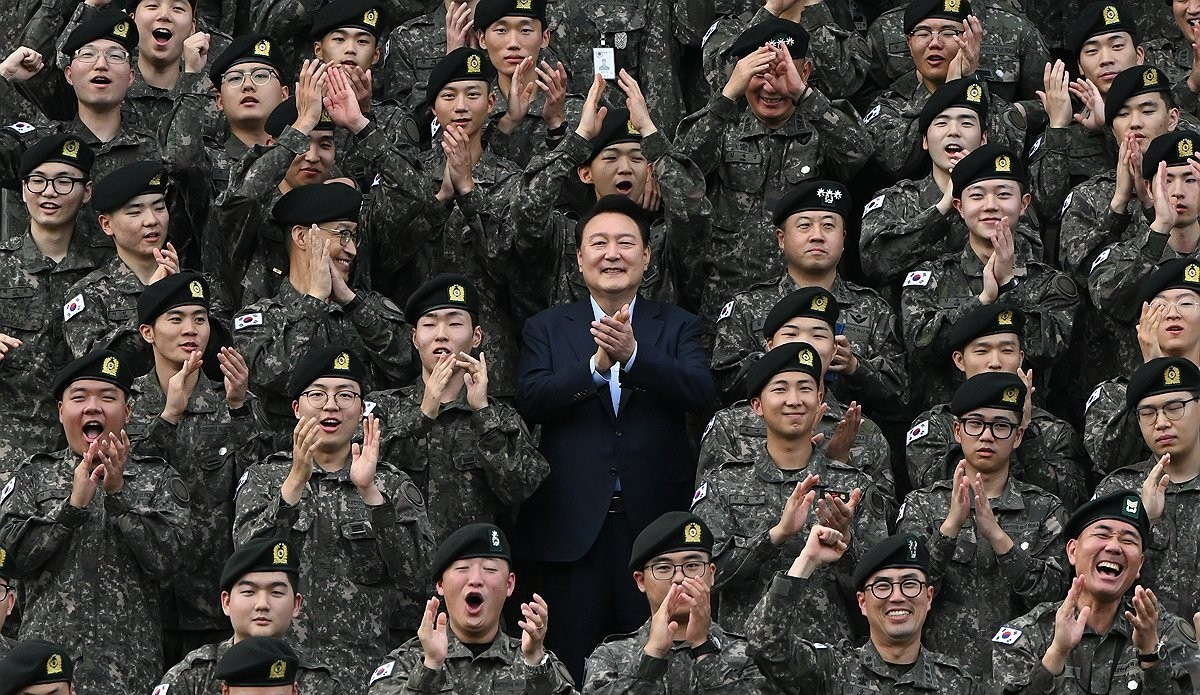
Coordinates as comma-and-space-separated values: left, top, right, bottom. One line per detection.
341, 517, 388, 585
35, 488, 69, 512
106, 307, 136, 323
490, 678, 525, 692
0, 290, 44, 333
720, 145, 765, 193
737, 424, 766, 438
728, 494, 766, 506
978, 46, 1020, 84
590, 2, 648, 69
1069, 144, 1107, 177
415, 57, 440, 70
951, 533, 978, 564
783, 135, 818, 184
840, 318, 873, 344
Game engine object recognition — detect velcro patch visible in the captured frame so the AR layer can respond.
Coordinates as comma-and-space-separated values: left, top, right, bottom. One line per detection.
234, 312, 263, 330
370, 660, 396, 684
906, 420, 929, 444
1089, 248, 1111, 274
0, 477, 15, 506
903, 271, 932, 287
862, 194, 885, 217
63, 294, 85, 321
992, 626, 1023, 644
864, 104, 882, 122
1028, 135, 1044, 158
153, 685, 170, 695
718, 300, 734, 322
691, 482, 708, 507
6, 122, 34, 134
1085, 385, 1103, 412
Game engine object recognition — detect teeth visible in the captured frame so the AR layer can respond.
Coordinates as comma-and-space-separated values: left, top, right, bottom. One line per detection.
1098, 561, 1121, 574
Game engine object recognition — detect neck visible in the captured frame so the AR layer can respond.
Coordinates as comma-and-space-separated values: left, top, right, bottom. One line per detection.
592, 290, 637, 317
1164, 444, 1200, 482
154, 358, 185, 396
138, 56, 180, 90
1168, 222, 1200, 254
766, 433, 814, 471
312, 443, 351, 472
1078, 589, 1121, 634
29, 221, 73, 262
786, 265, 836, 290
917, 71, 945, 94
968, 234, 995, 264
77, 101, 122, 143
872, 634, 922, 665
230, 122, 269, 149
963, 462, 1009, 498
932, 166, 953, 196
118, 247, 162, 284
453, 621, 500, 645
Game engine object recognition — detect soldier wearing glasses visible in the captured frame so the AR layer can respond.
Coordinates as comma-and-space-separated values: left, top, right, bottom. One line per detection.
0, 544, 14, 657
897, 371, 1068, 676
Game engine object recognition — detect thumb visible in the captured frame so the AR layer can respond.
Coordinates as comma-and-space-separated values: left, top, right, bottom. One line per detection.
352, 443, 361, 460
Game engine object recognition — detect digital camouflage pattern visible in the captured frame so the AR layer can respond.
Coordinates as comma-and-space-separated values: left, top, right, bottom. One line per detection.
157, 637, 344, 695
61, 254, 155, 378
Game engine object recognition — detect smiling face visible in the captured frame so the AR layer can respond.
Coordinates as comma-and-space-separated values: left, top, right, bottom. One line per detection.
133, 0, 195, 68
281, 132, 335, 189
576, 211, 650, 298
99, 192, 169, 260
906, 19, 965, 84
766, 316, 835, 367
140, 305, 210, 368
1077, 32, 1144, 96
633, 549, 715, 621
1176, 0, 1200, 37
293, 221, 358, 282
412, 308, 482, 374
954, 179, 1029, 240
1152, 288, 1200, 355
432, 80, 494, 137
857, 568, 933, 647
65, 38, 136, 108
952, 332, 1024, 376
436, 557, 514, 643
579, 143, 650, 200
751, 371, 823, 440
314, 28, 381, 70
1110, 92, 1179, 154
745, 58, 810, 127
952, 406, 1023, 474
1067, 520, 1144, 600
924, 107, 985, 172
22, 163, 91, 230
215, 61, 289, 129
478, 17, 549, 78
221, 571, 302, 639
1136, 389, 1200, 457
58, 379, 130, 456
291, 376, 364, 448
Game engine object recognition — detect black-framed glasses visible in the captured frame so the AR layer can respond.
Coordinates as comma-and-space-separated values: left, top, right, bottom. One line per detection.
957, 418, 1016, 440
866, 578, 927, 600
907, 28, 964, 43
222, 68, 279, 87
0, 583, 11, 600
300, 390, 361, 408
646, 561, 709, 581
1136, 397, 1200, 426
73, 47, 130, 64
24, 175, 88, 195
315, 225, 360, 247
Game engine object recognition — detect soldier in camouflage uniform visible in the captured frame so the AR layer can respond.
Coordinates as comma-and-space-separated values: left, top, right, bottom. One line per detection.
234, 346, 433, 694
746, 532, 985, 694
251, 0, 421, 74
0, 640, 75, 693
233, 183, 414, 447
214, 637, 311, 693
379, 0, 458, 118
368, 274, 548, 544
897, 372, 1069, 676
0, 349, 191, 695
582, 512, 770, 693
692, 342, 891, 636
367, 523, 575, 694
1093, 357, 1200, 622
991, 490, 1198, 694
156, 538, 344, 695
905, 306, 1089, 510
0, 135, 101, 472
899, 144, 1079, 412
676, 17, 871, 327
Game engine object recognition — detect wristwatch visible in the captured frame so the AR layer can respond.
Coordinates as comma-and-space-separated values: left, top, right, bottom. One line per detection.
1137, 641, 1166, 665
998, 276, 1021, 294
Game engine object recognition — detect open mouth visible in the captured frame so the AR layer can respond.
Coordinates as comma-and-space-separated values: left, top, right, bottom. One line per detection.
1096, 560, 1123, 577
178, 341, 199, 352
240, 96, 260, 106
90, 76, 112, 86
152, 28, 173, 46
884, 608, 912, 621
758, 94, 785, 107
39, 202, 61, 211
1164, 322, 1184, 336
601, 267, 625, 275
82, 420, 105, 443
431, 346, 452, 356
319, 417, 341, 432
925, 54, 945, 67
465, 591, 485, 615
613, 180, 634, 194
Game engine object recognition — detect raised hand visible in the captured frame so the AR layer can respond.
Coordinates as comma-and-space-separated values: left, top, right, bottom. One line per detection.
182, 32, 210, 74
69, 438, 105, 508
162, 349, 203, 424
498, 57, 538, 134
324, 65, 369, 133
787, 524, 848, 578
97, 430, 129, 493
939, 461, 972, 537
1127, 585, 1162, 656
1037, 60, 1073, 129
643, 583, 683, 658
457, 351, 489, 410
762, 44, 807, 100
219, 346, 250, 410
445, 1, 475, 52
149, 243, 181, 284
519, 593, 550, 665
823, 401, 861, 463
722, 46, 774, 100
1045, 576, 1091, 674
575, 72, 609, 140
1068, 77, 1105, 132
351, 414, 383, 504
947, 15, 984, 81
283, 417, 320, 504
419, 596, 450, 669
0, 47, 44, 82
537, 61, 569, 131
294, 59, 330, 133
1141, 454, 1171, 522
1137, 301, 1167, 361
618, 69, 657, 137
770, 473, 820, 544
420, 355, 456, 418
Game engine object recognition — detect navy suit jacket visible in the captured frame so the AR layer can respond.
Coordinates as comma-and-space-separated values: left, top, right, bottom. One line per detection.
514, 296, 716, 563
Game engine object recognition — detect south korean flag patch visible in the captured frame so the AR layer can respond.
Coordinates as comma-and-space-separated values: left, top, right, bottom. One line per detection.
906, 420, 929, 444
152, 685, 170, 695
717, 300, 734, 322
234, 312, 263, 330
903, 271, 932, 287
1085, 385, 1103, 412
864, 104, 882, 122
691, 482, 708, 508
862, 194, 885, 217
63, 294, 85, 321
370, 661, 396, 685
5, 122, 34, 135
992, 626, 1023, 645
0, 477, 14, 506
1089, 248, 1111, 275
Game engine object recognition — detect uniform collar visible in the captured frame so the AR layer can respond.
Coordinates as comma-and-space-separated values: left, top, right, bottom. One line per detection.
131, 370, 221, 414
858, 642, 943, 690
445, 628, 520, 662
753, 440, 834, 483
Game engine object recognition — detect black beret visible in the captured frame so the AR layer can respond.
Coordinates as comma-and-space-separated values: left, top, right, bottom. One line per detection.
918, 77, 987, 135
91, 160, 168, 213
426, 48, 496, 107
62, 9, 138, 57
629, 512, 714, 572
947, 304, 1024, 353
18, 134, 94, 179
1065, 489, 1150, 541
588, 108, 642, 162
852, 534, 929, 589
574, 193, 651, 247
745, 341, 822, 399
949, 371, 1026, 416
220, 538, 299, 591
273, 182, 361, 226
1067, 2, 1138, 57
0, 544, 13, 580
1138, 258, 1200, 305
52, 349, 132, 399
405, 273, 478, 319
772, 181, 851, 227
138, 272, 209, 325
430, 523, 511, 581
762, 287, 839, 339
215, 637, 299, 686
1126, 357, 1200, 408
951, 143, 1025, 198
209, 34, 285, 84
265, 97, 335, 137
1105, 66, 1171, 127
1141, 130, 1199, 181
728, 18, 809, 59
288, 346, 368, 400
473, 0, 547, 30
311, 0, 387, 39
903, 0, 971, 34
0, 641, 73, 695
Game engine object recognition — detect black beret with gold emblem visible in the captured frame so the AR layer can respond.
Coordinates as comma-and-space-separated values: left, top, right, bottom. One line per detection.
728, 18, 809, 59
0, 544, 13, 579
215, 637, 299, 686
1067, 2, 1138, 57
1138, 258, 1200, 305
1141, 130, 1199, 181
311, 0, 387, 39
91, 160, 168, 213
62, 9, 138, 56
588, 108, 642, 162
949, 371, 1026, 416
426, 48, 497, 107
629, 511, 713, 571
903, 0, 971, 35
918, 77, 988, 135
288, 345, 368, 400
947, 304, 1025, 353
772, 180, 851, 226
405, 273, 478, 319
1065, 489, 1150, 541
745, 341, 823, 399
430, 523, 511, 581
473, 0, 547, 30
762, 287, 839, 338
1105, 65, 1171, 127
52, 349, 132, 399
273, 182, 361, 225
210, 34, 286, 84
852, 534, 929, 589
265, 96, 335, 137
138, 272, 209, 325
220, 538, 299, 591
1126, 357, 1200, 408
951, 143, 1025, 197
0, 640, 73, 695
18, 133, 95, 179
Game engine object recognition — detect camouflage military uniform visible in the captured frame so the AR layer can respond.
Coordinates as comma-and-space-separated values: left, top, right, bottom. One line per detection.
858, 176, 1043, 286
485, 52, 584, 169
1144, 39, 1200, 119
691, 444, 891, 634
582, 621, 771, 693
698, 397, 897, 505
369, 384, 549, 543
709, 273, 908, 414
674, 92, 871, 323
158, 637, 344, 695
1095, 459, 1200, 620
1058, 173, 1137, 281
747, 572, 983, 694
896, 475, 1069, 675
992, 599, 1197, 694
1089, 226, 1200, 325
234, 453, 433, 694
367, 629, 575, 694
232, 280, 414, 447
509, 129, 708, 314
0, 448, 191, 695
379, 5, 447, 117
904, 403, 1089, 511
251, 0, 422, 74
61, 255, 154, 377
1027, 125, 1115, 225
1081, 377, 1146, 477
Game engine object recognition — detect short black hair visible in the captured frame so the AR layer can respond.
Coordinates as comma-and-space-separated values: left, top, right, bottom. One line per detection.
574, 194, 651, 248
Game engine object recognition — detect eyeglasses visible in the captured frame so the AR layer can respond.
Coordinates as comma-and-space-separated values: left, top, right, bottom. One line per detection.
1135, 396, 1200, 426
73, 47, 130, 64
646, 561, 709, 581
300, 390, 361, 408
957, 418, 1016, 440
1149, 298, 1200, 316
0, 584, 10, 600
222, 68, 279, 87
865, 578, 927, 600
315, 226, 360, 246
24, 175, 88, 195
907, 28, 964, 44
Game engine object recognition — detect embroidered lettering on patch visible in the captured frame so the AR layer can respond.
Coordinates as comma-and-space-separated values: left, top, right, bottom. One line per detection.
903, 271, 932, 287
992, 626, 1023, 644
906, 420, 929, 444
234, 312, 264, 330
63, 294, 85, 321
862, 194, 885, 217
691, 482, 708, 508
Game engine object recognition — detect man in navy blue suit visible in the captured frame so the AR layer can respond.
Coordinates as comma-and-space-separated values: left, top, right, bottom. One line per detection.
514, 194, 717, 683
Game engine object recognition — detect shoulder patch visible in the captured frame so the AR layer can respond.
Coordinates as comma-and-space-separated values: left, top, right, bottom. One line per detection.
0, 477, 15, 506
363, 400, 377, 416
992, 626, 1023, 645
1028, 134, 1044, 158
691, 482, 708, 507
906, 420, 929, 444
1053, 275, 1078, 298
235, 470, 250, 497
862, 194, 885, 217
702, 19, 720, 46
169, 477, 190, 504
153, 685, 170, 695
6, 122, 35, 135
896, 501, 906, 523
903, 270, 932, 287
864, 104, 882, 122
1085, 385, 1103, 412
63, 294, 85, 321
371, 174, 382, 189
1090, 248, 1111, 274
234, 312, 264, 330
401, 479, 425, 507
1060, 191, 1074, 217
702, 414, 716, 440
369, 660, 396, 684
718, 300, 734, 322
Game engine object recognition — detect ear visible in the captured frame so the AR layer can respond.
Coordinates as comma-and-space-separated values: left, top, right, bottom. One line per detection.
138, 323, 155, 344
633, 570, 648, 593
65, 64, 75, 88
1065, 537, 1078, 570
921, 134, 929, 153
215, 91, 225, 113
98, 213, 115, 238
750, 396, 764, 417
471, 325, 483, 349
1018, 192, 1031, 217
800, 60, 813, 82
411, 326, 420, 351
82, 181, 93, 204
292, 399, 301, 418
292, 592, 304, 617
980, 131, 989, 145
951, 350, 966, 374
856, 589, 867, 617
487, 92, 496, 113
540, 29, 550, 50
435, 579, 446, 597
776, 225, 786, 250
371, 47, 381, 67
220, 590, 232, 616
313, 41, 325, 61
1169, 108, 1181, 131
291, 224, 308, 250
1135, 45, 1146, 65
1011, 424, 1025, 450
951, 419, 963, 446
505, 572, 516, 598
951, 197, 963, 215
578, 165, 594, 186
